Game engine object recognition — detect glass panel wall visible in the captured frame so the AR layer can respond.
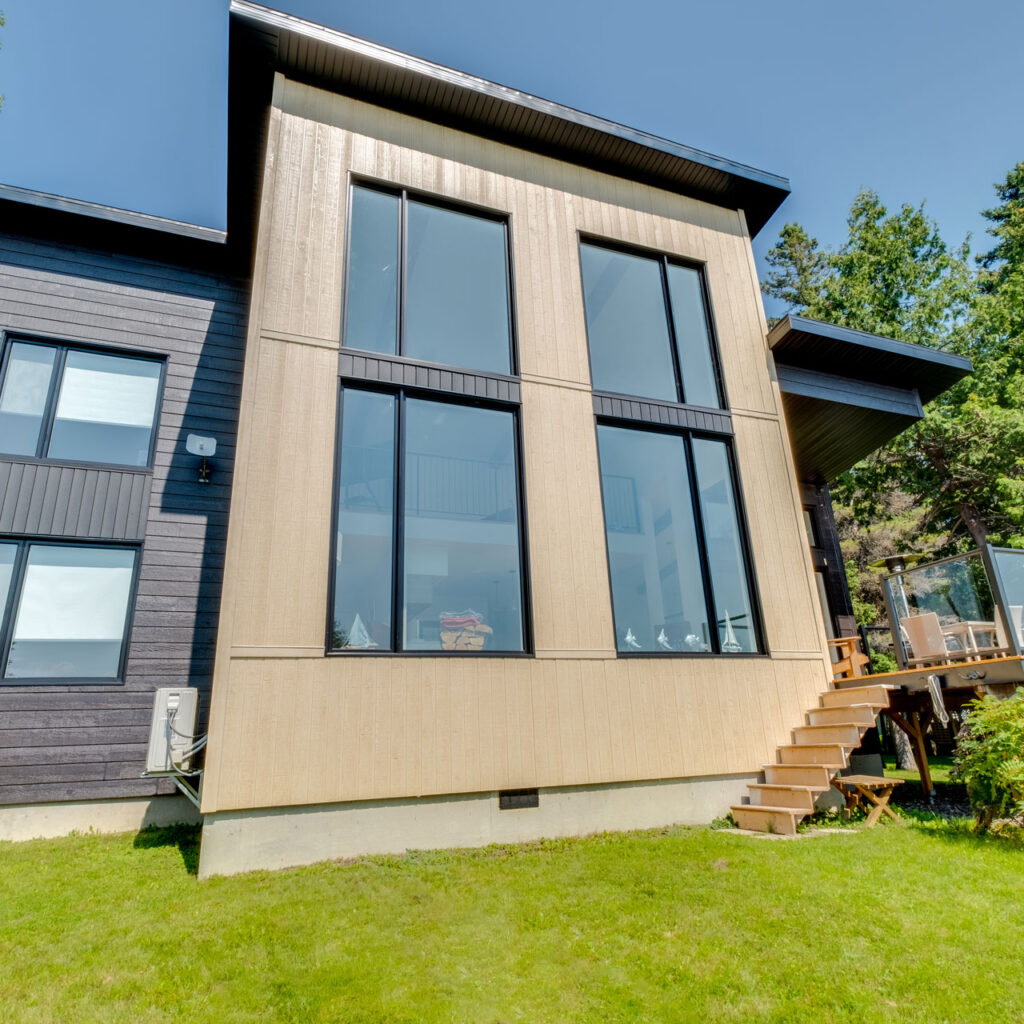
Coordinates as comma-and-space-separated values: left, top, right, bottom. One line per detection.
331, 388, 526, 654
992, 548, 1024, 651
5, 545, 136, 679
331, 390, 396, 650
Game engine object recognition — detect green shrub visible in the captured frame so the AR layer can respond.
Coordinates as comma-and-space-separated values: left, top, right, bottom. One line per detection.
952, 689, 1024, 830
870, 649, 899, 674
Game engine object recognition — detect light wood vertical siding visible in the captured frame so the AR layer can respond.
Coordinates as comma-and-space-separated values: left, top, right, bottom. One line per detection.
202, 78, 829, 814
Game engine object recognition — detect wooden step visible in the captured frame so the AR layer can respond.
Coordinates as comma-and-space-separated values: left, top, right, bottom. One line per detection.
808, 705, 879, 727
793, 723, 864, 746
820, 684, 894, 709
763, 763, 834, 788
747, 784, 817, 811
730, 804, 801, 836
778, 743, 848, 766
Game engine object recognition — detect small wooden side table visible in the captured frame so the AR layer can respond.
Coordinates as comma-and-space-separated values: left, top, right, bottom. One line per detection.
832, 775, 903, 828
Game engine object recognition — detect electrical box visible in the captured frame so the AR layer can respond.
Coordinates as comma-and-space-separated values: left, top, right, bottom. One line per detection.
146, 687, 200, 774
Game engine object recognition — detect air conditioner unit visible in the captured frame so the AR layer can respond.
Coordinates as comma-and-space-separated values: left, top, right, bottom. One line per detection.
146, 687, 200, 774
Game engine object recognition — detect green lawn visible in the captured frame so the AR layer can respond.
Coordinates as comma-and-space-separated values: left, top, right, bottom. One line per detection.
2, 819, 1022, 1023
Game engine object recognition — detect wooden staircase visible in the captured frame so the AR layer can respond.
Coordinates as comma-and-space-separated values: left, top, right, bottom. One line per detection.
730, 682, 895, 835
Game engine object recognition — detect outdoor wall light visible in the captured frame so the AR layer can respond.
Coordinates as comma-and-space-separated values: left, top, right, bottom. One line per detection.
185, 433, 217, 484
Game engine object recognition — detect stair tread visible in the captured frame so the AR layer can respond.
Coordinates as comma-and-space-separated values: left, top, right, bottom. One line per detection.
731, 804, 802, 815
764, 763, 839, 769
749, 783, 822, 792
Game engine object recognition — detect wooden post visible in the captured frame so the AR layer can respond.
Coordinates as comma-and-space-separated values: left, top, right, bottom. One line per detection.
883, 708, 934, 796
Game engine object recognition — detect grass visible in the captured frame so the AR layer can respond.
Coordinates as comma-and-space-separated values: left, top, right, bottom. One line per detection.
883, 753, 955, 784
2, 820, 1023, 1023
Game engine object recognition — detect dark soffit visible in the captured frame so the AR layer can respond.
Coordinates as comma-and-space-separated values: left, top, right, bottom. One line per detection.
229, 1, 791, 236
769, 316, 973, 483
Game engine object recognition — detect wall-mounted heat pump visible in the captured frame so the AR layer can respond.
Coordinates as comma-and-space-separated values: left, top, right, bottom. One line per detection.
146, 687, 200, 774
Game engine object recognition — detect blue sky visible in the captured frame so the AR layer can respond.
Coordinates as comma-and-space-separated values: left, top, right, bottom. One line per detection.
1, 1, 1021, 303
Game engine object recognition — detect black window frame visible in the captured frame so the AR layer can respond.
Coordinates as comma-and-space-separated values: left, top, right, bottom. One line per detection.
340, 179, 520, 377
0, 536, 142, 686
0, 331, 167, 472
578, 235, 728, 411
326, 381, 534, 658
594, 416, 766, 658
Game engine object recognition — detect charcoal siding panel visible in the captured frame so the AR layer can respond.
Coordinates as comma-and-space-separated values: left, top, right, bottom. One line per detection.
0, 232, 247, 806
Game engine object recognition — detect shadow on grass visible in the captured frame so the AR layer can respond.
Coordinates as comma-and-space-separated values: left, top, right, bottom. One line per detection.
132, 824, 202, 876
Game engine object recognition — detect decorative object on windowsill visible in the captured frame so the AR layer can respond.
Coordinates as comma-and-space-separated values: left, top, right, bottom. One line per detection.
721, 609, 743, 653
684, 633, 707, 652
185, 433, 216, 484
347, 613, 378, 649
624, 627, 643, 650
439, 609, 492, 651
656, 629, 674, 651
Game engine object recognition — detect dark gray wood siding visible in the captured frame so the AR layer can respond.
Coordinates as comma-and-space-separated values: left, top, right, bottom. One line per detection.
0, 232, 247, 806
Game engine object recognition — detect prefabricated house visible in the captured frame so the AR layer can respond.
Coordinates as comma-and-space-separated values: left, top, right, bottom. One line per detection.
0, 3, 971, 875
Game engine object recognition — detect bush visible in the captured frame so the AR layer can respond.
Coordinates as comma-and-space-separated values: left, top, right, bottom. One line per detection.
952, 689, 1024, 830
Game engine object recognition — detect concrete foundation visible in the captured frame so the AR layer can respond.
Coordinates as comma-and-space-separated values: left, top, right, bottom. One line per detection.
0, 795, 200, 842
198, 772, 756, 879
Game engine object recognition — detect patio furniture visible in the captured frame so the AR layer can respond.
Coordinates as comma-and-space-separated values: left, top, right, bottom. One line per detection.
902, 612, 952, 667
832, 775, 903, 827
828, 636, 869, 680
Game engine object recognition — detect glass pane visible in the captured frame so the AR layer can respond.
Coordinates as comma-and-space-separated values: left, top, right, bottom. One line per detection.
666, 263, 721, 409
0, 543, 16, 614
0, 342, 56, 456
402, 399, 523, 652
597, 425, 710, 653
6, 545, 136, 679
331, 389, 396, 650
992, 549, 1024, 651
344, 187, 399, 355
692, 439, 758, 653
887, 553, 1004, 665
47, 352, 161, 466
405, 201, 511, 374
580, 243, 677, 402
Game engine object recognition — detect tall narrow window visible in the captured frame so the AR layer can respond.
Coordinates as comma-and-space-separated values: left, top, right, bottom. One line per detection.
579, 240, 723, 408
330, 387, 526, 654
0, 543, 138, 682
343, 185, 514, 375
0, 338, 162, 467
597, 424, 759, 655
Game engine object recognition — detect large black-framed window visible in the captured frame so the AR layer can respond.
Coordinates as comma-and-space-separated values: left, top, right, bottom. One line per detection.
0, 335, 164, 469
342, 183, 516, 376
579, 238, 724, 409
596, 422, 762, 655
329, 384, 529, 655
0, 539, 140, 684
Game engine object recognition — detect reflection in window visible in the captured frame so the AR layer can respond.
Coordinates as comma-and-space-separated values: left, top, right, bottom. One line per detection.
403, 399, 523, 652
0, 544, 15, 613
330, 388, 525, 653
597, 425, 759, 655
598, 425, 709, 653
0, 339, 161, 467
48, 351, 161, 466
692, 438, 757, 653
332, 390, 395, 649
579, 240, 722, 408
343, 185, 513, 375
0, 343, 57, 456
4, 545, 137, 680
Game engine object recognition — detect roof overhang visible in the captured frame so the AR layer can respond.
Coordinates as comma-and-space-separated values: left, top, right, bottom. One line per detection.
768, 315, 973, 483
229, 1, 790, 236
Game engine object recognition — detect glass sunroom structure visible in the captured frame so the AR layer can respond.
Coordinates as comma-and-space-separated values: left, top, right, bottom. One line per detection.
884, 547, 1024, 671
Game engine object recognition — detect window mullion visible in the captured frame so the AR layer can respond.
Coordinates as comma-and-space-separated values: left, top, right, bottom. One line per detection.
659, 257, 686, 405
683, 433, 720, 655
398, 191, 408, 358
392, 390, 405, 652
